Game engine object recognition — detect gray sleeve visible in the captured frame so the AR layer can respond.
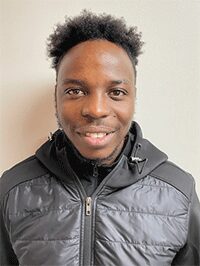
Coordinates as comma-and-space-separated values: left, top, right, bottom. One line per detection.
172, 186, 200, 266
0, 200, 19, 266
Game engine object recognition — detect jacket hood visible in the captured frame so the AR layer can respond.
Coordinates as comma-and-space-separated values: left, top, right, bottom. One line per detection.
36, 122, 168, 188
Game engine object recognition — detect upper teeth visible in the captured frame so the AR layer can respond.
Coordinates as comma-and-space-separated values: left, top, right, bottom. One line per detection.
85, 132, 107, 138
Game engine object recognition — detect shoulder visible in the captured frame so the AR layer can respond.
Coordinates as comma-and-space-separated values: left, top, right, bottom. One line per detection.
0, 156, 48, 202
150, 160, 195, 201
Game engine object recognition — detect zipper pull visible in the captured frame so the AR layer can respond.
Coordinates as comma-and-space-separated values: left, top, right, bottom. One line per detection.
85, 197, 92, 216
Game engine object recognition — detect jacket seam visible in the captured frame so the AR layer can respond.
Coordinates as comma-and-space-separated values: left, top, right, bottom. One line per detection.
15, 237, 79, 242
184, 183, 194, 245
1, 173, 50, 204
149, 173, 192, 202
138, 184, 178, 189
97, 207, 187, 218
97, 239, 182, 248
8, 205, 81, 216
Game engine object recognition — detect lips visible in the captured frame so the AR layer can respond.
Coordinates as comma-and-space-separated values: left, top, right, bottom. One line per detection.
76, 126, 116, 135
76, 126, 117, 147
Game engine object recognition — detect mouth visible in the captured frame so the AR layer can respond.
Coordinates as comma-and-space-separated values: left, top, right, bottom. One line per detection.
84, 132, 113, 138
76, 126, 117, 148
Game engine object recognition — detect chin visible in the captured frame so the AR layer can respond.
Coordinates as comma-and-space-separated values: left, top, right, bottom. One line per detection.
80, 147, 120, 165
81, 152, 108, 161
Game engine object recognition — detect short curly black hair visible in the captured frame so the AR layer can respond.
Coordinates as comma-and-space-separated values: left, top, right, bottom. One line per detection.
47, 10, 144, 75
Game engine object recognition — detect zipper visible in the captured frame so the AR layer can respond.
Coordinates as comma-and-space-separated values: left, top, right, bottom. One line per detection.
85, 197, 92, 216
93, 163, 98, 178
82, 156, 126, 265
82, 196, 93, 266
72, 157, 126, 266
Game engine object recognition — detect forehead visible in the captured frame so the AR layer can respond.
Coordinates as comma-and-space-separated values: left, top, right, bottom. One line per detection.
57, 40, 135, 82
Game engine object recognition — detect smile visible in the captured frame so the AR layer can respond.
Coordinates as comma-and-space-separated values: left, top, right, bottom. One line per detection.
77, 130, 116, 148
85, 132, 111, 138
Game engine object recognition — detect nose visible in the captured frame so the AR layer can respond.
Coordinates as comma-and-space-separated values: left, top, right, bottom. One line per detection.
81, 93, 111, 119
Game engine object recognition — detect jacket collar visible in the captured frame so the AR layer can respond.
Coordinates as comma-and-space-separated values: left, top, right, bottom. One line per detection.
36, 121, 168, 189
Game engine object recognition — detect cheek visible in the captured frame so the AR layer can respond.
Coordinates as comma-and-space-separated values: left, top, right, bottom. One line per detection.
114, 99, 135, 125
56, 99, 77, 126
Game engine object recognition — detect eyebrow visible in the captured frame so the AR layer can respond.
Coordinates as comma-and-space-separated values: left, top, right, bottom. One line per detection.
61, 78, 130, 86
110, 79, 130, 85
61, 79, 86, 86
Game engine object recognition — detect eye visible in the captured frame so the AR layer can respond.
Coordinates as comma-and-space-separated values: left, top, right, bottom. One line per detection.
64, 88, 86, 97
109, 89, 128, 100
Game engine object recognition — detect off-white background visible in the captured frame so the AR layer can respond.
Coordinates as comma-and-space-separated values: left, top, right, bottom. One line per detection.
1, 0, 200, 196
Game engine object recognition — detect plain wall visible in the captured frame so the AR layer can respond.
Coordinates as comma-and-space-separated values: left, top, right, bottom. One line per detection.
1, 0, 200, 196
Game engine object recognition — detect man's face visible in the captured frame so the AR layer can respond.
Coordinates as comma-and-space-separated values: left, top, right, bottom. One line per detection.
56, 40, 136, 164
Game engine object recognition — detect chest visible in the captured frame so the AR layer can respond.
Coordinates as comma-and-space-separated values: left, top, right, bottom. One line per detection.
5, 176, 189, 266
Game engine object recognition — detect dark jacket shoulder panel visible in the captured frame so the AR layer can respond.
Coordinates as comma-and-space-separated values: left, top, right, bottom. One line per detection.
150, 160, 194, 201
0, 156, 48, 203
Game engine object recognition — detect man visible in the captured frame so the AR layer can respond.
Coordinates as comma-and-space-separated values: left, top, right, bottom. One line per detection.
0, 11, 199, 266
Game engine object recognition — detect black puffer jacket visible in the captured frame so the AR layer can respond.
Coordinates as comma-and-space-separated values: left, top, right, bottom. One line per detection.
0, 122, 200, 266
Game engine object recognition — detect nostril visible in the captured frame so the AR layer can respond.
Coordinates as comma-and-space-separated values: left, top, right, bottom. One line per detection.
81, 102, 110, 119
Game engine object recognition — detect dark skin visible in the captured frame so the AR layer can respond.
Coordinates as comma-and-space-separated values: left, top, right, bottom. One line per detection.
56, 40, 136, 165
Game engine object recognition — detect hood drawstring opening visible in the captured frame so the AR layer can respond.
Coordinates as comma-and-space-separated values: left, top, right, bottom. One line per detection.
128, 143, 148, 174
48, 132, 54, 141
